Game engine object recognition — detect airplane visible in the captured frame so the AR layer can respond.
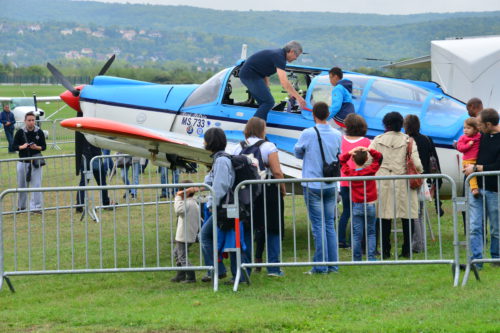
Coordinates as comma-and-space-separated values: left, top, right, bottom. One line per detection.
0, 95, 60, 126
47, 55, 468, 196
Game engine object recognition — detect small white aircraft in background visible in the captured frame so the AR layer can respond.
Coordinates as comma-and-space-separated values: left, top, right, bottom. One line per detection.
0, 95, 60, 134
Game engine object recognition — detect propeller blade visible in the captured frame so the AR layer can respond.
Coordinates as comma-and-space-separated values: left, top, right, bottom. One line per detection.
47, 62, 79, 96
98, 54, 115, 76
33, 93, 38, 112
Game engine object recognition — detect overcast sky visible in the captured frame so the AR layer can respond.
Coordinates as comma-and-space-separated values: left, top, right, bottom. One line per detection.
89, 0, 500, 14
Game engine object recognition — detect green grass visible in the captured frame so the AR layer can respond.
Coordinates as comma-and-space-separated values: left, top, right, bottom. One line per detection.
1, 85, 500, 332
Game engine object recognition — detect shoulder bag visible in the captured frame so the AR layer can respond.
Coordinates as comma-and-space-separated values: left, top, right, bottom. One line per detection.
313, 127, 340, 184
406, 137, 423, 189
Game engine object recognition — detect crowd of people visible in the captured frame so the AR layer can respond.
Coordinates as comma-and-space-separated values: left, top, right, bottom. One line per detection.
4, 41, 498, 283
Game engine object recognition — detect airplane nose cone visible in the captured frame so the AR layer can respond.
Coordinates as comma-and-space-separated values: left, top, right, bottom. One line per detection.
60, 85, 85, 112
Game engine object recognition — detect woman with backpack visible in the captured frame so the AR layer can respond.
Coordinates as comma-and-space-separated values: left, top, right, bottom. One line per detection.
200, 127, 233, 283
232, 117, 286, 277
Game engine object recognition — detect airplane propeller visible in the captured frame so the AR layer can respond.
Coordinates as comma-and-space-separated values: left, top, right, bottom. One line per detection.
97, 54, 115, 76
47, 62, 80, 97
47, 54, 116, 97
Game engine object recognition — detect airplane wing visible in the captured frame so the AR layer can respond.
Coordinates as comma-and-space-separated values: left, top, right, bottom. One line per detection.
0, 96, 61, 102
60, 117, 303, 177
60, 117, 214, 165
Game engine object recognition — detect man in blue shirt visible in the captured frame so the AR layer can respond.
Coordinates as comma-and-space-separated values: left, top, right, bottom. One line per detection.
294, 101, 342, 274
329, 67, 355, 128
0, 103, 16, 153
239, 41, 306, 121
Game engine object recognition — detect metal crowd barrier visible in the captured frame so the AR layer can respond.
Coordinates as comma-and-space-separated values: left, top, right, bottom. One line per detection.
51, 119, 76, 150
0, 183, 221, 292
227, 174, 460, 291
462, 171, 500, 285
0, 154, 76, 209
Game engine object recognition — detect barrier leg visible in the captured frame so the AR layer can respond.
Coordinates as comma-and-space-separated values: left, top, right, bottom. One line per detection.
3, 276, 15, 293
233, 248, 242, 292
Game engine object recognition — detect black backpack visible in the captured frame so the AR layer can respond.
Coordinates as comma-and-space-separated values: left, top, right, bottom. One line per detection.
216, 140, 266, 230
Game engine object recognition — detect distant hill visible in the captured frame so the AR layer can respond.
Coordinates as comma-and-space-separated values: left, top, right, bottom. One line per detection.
1, 0, 500, 69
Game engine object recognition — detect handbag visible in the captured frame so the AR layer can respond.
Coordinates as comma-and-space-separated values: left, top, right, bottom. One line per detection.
31, 153, 46, 168
425, 135, 440, 173
406, 138, 423, 189
313, 127, 340, 184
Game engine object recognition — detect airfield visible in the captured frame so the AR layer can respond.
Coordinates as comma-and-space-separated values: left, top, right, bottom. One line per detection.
0, 84, 499, 332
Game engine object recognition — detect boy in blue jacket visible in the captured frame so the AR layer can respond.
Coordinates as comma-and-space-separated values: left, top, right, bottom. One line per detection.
329, 67, 355, 128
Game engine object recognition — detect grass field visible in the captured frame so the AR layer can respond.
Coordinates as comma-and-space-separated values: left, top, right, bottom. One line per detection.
1, 86, 499, 332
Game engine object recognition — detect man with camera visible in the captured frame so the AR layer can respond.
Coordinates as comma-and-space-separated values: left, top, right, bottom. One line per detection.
13, 111, 46, 212
294, 102, 342, 274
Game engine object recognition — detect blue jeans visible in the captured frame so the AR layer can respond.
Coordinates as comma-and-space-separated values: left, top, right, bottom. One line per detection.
121, 162, 141, 195
239, 76, 275, 121
4, 125, 14, 152
303, 187, 338, 273
101, 149, 113, 175
352, 203, 377, 261
338, 186, 351, 245
159, 167, 179, 197
265, 232, 282, 274
201, 215, 227, 277
469, 189, 500, 263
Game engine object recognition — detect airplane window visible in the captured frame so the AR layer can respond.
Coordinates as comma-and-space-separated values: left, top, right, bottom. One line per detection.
183, 68, 230, 108
369, 79, 427, 102
311, 84, 332, 106
310, 75, 368, 107
225, 75, 251, 104
426, 96, 465, 127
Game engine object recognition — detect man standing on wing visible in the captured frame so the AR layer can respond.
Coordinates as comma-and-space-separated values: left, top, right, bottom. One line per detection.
239, 40, 307, 121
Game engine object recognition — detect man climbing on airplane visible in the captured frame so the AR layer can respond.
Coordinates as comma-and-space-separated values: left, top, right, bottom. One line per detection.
239, 40, 306, 122
329, 67, 355, 128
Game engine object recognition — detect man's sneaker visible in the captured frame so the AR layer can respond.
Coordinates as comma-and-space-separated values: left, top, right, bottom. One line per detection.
267, 271, 284, 277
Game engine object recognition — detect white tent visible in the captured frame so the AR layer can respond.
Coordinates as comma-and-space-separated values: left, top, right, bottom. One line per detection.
431, 36, 500, 110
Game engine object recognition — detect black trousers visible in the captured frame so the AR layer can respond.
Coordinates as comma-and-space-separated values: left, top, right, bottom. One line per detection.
77, 163, 110, 206
380, 218, 414, 257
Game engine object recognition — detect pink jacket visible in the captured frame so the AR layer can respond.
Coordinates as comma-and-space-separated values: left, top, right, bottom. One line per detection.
457, 132, 481, 160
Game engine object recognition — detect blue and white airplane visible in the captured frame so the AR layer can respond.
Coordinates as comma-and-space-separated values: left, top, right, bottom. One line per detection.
48, 57, 468, 195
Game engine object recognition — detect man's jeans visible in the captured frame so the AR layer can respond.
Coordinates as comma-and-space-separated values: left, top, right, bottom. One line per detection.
201, 215, 227, 277
256, 230, 281, 274
303, 187, 338, 273
239, 76, 275, 121
4, 126, 14, 152
352, 202, 377, 261
121, 162, 141, 195
469, 189, 500, 263
159, 167, 179, 197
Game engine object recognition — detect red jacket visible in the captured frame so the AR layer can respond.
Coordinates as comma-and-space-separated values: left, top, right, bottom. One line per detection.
339, 149, 382, 203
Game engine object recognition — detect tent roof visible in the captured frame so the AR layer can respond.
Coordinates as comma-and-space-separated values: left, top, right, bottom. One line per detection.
431, 35, 500, 81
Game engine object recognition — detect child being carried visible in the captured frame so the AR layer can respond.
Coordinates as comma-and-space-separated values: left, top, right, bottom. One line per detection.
339, 147, 382, 261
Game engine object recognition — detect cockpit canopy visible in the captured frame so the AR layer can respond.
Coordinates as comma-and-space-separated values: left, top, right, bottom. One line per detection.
308, 74, 467, 143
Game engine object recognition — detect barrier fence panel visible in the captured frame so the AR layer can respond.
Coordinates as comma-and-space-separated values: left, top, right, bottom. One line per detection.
462, 171, 500, 285
0, 183, 220, 292
228, 174, 460, 291
51, 119, 77, 150
0, 154, 77, 213
89, 154, 206, 204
